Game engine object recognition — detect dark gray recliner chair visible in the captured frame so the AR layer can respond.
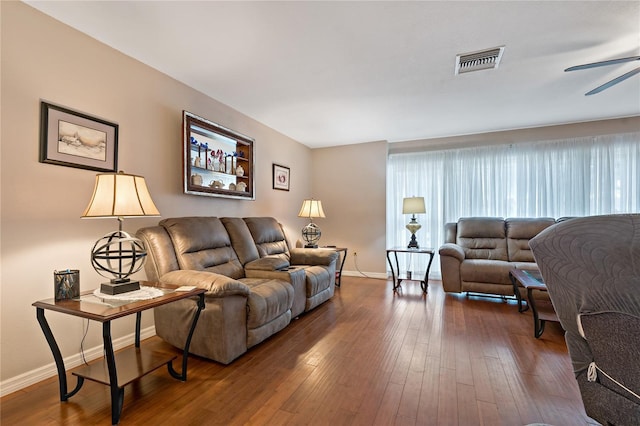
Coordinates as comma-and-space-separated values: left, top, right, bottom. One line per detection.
529, 214, 640, 425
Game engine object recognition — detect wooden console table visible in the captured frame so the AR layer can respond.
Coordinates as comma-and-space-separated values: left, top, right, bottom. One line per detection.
33, 282, 205, 425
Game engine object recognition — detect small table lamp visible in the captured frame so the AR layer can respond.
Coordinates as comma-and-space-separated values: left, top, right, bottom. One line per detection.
403, 197, 426, 249
81, 171, 160, 295
298, 199, 325, 248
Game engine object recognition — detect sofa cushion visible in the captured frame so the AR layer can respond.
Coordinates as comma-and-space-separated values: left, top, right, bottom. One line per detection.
160, 217, 244, 279
460, 259, 513, 285
304, 265, 334, 310
245, 266, 307, 318
245, 257, 290, 271
457, 217, 508, 261
444, 222, 457, 244
304, 265, 332, 297
159, 270, 250, 297
506, 218, 555, 262
242, 278, 293, 329
243, 217, 290, 261
136, 225, 180, 281
221, 217, 261, 265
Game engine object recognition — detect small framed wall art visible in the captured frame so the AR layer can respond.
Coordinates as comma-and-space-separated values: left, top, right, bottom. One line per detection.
272, 164, 290, 191
39, 101, 118, 172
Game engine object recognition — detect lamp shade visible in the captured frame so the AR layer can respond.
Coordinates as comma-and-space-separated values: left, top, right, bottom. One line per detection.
298, 199, 326, 219
402, 197, 426, 215
82, 171, 160, 218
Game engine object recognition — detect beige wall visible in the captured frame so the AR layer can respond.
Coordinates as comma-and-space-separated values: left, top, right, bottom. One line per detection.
0, 2, 317, 386
311, 141, 388, 277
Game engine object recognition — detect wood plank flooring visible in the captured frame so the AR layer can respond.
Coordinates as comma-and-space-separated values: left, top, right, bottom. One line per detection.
1, 277, 598, 425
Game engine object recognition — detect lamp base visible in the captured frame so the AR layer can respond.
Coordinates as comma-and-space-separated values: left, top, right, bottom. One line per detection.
406, 215, 421, 249
100, 279, 141, 295
301, 222, 322, 248
407, 234, 420, 249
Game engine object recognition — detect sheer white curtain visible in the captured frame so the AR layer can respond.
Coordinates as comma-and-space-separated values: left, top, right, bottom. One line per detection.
387, 132, 640, 278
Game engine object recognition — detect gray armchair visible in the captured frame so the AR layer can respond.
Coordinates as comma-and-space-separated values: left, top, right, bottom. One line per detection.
529, 214, 640, 425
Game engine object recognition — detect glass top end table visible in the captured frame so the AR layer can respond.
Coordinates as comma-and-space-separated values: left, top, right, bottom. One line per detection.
386, 247, 435, 294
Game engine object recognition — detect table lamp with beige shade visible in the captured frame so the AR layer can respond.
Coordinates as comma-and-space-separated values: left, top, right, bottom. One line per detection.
81, 171, 160, 294
298, 199, 325, 248
403, 196, 425, 249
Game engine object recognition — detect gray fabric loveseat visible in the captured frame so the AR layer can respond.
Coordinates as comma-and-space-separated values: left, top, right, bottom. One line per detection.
136, 216, 338, 364
439, 217, 557, 298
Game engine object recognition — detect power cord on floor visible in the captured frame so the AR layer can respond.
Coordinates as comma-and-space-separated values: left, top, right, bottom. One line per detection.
80, 318, 90, 366
353, 252, 373, 279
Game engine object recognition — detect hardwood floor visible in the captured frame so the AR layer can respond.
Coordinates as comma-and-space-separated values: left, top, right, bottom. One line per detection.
2, 277, 597, 425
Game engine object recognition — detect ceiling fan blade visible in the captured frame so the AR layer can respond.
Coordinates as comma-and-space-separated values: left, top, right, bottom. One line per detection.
565, 55, 640, 72
585, 66, 640, 95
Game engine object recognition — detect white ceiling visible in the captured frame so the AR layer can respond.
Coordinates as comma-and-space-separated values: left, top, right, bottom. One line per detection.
25, 1, 640, 148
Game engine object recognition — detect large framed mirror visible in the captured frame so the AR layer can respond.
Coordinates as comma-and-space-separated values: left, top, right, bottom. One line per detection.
183, 111, 254, 200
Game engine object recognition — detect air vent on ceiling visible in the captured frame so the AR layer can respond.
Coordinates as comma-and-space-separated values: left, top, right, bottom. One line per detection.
455, 46, 505, 75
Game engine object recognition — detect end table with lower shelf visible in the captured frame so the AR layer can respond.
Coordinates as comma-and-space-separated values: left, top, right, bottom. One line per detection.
509, 269, 559, 338
33, 281, 205, 425
386, 247, 435, 294
321, 246, 348, 287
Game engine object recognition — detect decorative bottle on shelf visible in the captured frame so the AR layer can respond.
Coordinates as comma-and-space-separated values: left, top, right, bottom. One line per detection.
236, 165, 244, 177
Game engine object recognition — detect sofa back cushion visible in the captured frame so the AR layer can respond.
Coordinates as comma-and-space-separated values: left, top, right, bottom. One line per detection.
160, 217, 244, 279
243, 217, 291, 262
506, 217, 555, 262
136, 225, 180, 281
456, 217, 508, 261
444, 222, 457, 244
220, 217, 261, 265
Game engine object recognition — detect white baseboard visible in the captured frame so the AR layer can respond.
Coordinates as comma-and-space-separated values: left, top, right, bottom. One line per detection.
341, 270, 442, 281
341, 270, 388, 280
0, 326, 156, 397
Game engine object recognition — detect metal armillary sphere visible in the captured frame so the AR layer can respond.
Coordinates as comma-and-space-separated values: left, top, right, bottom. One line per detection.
91, 230, 147, 282
302, 222, 322, 247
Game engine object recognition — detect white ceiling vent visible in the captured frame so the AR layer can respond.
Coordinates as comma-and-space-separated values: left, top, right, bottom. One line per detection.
455, 46, 505, 75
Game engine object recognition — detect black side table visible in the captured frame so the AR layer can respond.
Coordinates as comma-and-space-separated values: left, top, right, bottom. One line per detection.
321, 246, 348, 287
386, 247, 435, 294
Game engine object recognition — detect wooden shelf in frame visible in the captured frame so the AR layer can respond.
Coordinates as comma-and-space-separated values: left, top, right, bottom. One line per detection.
183, 111, 254, 199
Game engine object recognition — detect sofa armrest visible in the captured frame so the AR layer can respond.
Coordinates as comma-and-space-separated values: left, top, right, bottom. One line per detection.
159, 270, 250, 298
439, 243, 465, 293
438, 243, 465, 261
245, 257, 290, 271
290, 248, 338, 266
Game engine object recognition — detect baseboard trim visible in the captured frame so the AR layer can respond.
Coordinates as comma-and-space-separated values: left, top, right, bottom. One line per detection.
0, 326, 156, 397
341, 270, 388, 280
341, 271, 442, 281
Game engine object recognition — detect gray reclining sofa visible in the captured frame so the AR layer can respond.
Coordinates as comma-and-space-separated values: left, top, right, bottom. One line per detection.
136, 216, 338, 364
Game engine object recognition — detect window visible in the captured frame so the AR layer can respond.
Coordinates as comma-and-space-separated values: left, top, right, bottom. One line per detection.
387, 132, 640, 278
